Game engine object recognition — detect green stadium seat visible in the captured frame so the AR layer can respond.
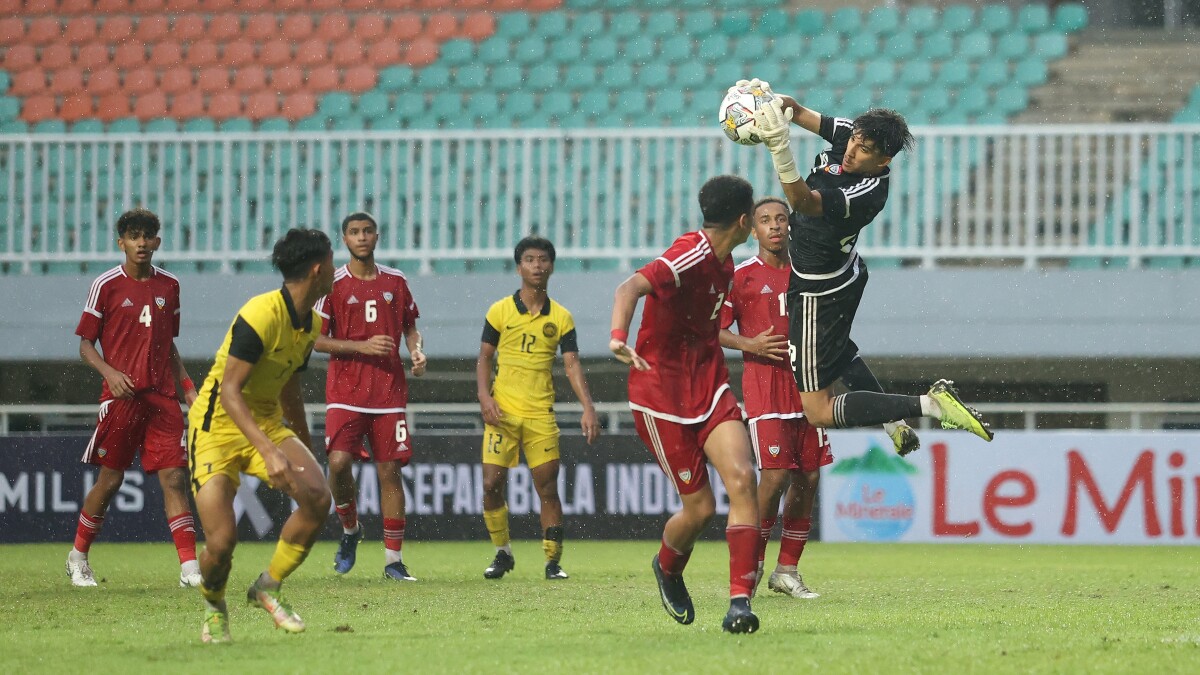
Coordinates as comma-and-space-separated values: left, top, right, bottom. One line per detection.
542, 91, 573, 117
534, 13, 569, 39
862, 58, 896, 87
330, 116, 364, 131
606, 0, 634, 10
104, 118, 137, 133
378, 66, 414, 92
699, 35, 730, 63
824, 60, 858, 88
645, 11, 676, 38
490, 64, 523, 90
681, 12, 717, 38
440, 39, 474, 67
1033, 33, 1068, 59
973, 110, 1006, 125
750, 61, 784, 88
920, 86, 952, 115
829, 8, 862, 35
514, 37, 547, 65
846, 35, 879, 61
429, 93, 462, 122
577, 90, 610, 117
978, 4, 1013, 33
477, 37, 510, 65
975, 59, 1009, 87
937, 61, 971, 87
803, 89, 836, 114
504, 92, 536, 118
956, 86, 989, 115
467, 92, 499, 121
650, 88, 685, 117
394, 93, 425, 118
320, 92, 354, 118
70, 119, 104, 133
563, 63, 598, 89
758, 9, 790, 37
0, 120, 28, 133
0, 96, 18, 122
673, 62, 707, 89
602, 62, 634, 90
624, 35, 655, 63
840, 88, 874, 114
996, 32, 1030, 60
221, 118, 254, 132
564, 0, 598, 9
770, 35, 803, 62
0, 71, 9, 94
711, 61, 743, 87
994, 84, 1029, 115
454, 63, 487, 90
905, 6, 938, 36
660, 35, 693, 64
883, 31, 918, 59
866, 6, 901, 35
586, 37, 619, 64
608, 13, 641, 39
809, 33, 842, 61
526, 63, 559, 91
146, 118, 180, 133
936, 107, 970, 125
899, 59, 934, 87
417, 64, 451, 91
941, 5, 975, 34
921, 32, 954, 60
793, 10, 825, 37
1014, 57, 1048, 86
357, 91, 389, 120
571, 12, 605, 38
1173, 106, 1200, 123
1054, 3, 1089, 33
732, 35, 767, 64
295, 117, 326, 131
1017, 4, 1052, 33
496, 12, 531, 39
879, 86, 913, 111
958, 31, 993, 60
720, 10, 752, 37
548, 38, 583, 65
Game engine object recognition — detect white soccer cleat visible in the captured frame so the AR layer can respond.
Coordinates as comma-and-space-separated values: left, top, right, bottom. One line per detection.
768, 568, 819, 599
180, 561, 203, 588
66, 554, 98, 587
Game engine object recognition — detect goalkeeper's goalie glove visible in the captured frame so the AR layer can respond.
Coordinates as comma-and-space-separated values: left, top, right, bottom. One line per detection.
754, 98, 801, 184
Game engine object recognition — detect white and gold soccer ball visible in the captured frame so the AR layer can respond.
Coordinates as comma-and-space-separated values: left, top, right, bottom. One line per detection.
718, 82, 778, 145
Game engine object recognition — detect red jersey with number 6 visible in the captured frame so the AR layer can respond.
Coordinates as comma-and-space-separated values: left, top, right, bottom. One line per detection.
315, 264, 419, 411
720, 256, 805, 420
75, 265, 181, 401
628, 230, 735, 423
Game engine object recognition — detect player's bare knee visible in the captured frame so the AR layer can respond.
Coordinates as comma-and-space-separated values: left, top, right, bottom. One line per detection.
327, 451, 354, 478
157, 467, 188, 494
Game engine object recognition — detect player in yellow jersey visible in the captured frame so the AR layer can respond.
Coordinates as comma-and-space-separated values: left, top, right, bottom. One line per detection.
476, 236, 600, 580
188, 229, 335, 644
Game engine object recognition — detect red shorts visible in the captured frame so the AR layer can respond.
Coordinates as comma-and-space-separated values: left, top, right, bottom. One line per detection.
748, 415, 833, 472
82, 391, 186, 473
633, 390, 745, 496
324, 407, 412, 466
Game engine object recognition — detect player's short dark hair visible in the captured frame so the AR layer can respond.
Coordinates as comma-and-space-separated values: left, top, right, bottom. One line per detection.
754, 196, 791, 214
852, 108, 915, 158
698, 175, 754, 227
514, 235, 556, 264
340, 211, 377, 234
272, 228, 332, 281
115, 208, 161, 238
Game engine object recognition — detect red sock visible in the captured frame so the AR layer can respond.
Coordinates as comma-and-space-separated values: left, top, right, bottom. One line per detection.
335, 501, 358, 532
167, 512, 198, 564
383, 518, 405, 551
74, 510, 104, 553
778, 517, 812, 567
727, 525, 760, 599
657, 539, 692, 577
757, 517, 777, 564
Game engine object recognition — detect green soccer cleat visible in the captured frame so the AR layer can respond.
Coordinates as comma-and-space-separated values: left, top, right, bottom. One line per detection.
201, 608, 231, 644
889, 423, 921, 456
928, 379, 994, 441
247, 582, 306, 633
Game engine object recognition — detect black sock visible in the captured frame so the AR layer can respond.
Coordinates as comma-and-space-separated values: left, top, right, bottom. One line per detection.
839, 355, 885, 394
832, 392, 922, 428
545, 525, 564, 543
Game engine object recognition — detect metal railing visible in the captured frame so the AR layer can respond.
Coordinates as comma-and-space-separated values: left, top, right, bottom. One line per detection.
2, 401, 1199, 436
2, 124, 1199, 273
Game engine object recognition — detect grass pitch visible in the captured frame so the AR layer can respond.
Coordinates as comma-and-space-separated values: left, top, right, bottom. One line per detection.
1, 541, 1197, 673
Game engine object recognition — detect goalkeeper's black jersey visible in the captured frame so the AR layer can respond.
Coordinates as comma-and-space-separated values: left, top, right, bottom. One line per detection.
788, 114, 891, 295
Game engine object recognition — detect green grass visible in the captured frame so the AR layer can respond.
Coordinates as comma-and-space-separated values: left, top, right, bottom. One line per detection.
2, 541, 1198, 673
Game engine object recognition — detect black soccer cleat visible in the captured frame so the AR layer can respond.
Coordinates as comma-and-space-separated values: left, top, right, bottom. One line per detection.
483, 550, 515, 580
651, 555, 695, 625
544, 561, 569, 580
721, 597, 760, 634
383, 561, 417, 582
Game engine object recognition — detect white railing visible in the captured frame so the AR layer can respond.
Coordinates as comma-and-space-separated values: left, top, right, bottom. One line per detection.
2, 401, 1199, 436
2, 125, 1199, 273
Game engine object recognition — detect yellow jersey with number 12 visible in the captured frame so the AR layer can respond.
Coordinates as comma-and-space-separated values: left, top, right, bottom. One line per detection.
481, 291, 578, 419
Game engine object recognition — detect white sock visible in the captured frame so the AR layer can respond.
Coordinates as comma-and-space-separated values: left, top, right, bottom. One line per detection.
920, 395, 940, 418
181, 559, 200, 576
344, 523, 360, 536
385, 549, 402, 565
498, 544, 512, 555
69, 548, 87, 560
883, 421, 900, 435
775, 564, 797, 574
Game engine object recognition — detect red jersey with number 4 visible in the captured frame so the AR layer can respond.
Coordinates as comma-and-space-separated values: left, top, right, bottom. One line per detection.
628, 230, 735, 423
75, 265, 181, 401
315, 264, 419, 411
720, 256, 805, 420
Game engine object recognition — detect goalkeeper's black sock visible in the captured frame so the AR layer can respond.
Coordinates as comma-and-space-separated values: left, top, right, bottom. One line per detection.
839, 355, 885, 394
831, 392, 922, 428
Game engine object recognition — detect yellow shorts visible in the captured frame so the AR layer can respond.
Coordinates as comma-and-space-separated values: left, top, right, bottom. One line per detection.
482, 414, 560, 469
188, 421, 296, 492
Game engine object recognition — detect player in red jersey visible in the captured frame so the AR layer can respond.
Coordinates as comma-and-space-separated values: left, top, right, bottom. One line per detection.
67, 208, 200, 588
610, 175, 761, 634
314, 212, 426, 582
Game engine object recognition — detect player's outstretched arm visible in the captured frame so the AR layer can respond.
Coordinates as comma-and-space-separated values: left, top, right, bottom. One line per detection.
610, 273, 651, 372
314, 334, 396, 357
777, 95, 822, 136
169, 342, 197, 405
476, 341, 502, 426
719, 327, 788, 362
563, 351, 599, 444
220, 356, 299, 493
405, 325, 426, 377
79, 337, 135, 399
754, 98, 825, 217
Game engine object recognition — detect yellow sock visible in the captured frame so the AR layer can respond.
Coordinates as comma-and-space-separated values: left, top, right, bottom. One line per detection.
200, 582, 225, 605
483, 505, 510, 548
267, 539, 311, 583
543, 525, 564, 563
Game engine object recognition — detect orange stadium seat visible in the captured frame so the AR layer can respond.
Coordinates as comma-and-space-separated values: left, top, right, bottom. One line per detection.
10, 68, 46, 96
60, 0, 95, 13
281, 90, 315, 119
342, 0, 373, 10
388, 15, 422, 42
281, 15, 314, 42
186, 40, 220, 67
49, 68, 84, 96
489, 0, 525, 11
169, 90, 204, 118
164, 0, 201, 11
147, 42, 181, 68
223, 40, 256, 68
96, 92, 132, 121
159, 65, 193, 94
342, 64, 375, 93
258, 39, 292, 67
461, 12, 496, 41
40, 44, 76, 71
354, 14, 387, 42
272, 0, 304, 10
331, 37, 363, 67
207, 91, 241, 119
306, 64, 338, 90
172, 15, 206, 43
232, 64, 266, 92
95, 0, 132, 12
240, 0, 271, 11
404, 38, 438, 67
132, 0, 168, 11
123, 67, 158, 95
310, 0, 343, 10
64, 17, 98, 45
133, 90, 168, 119
98, 16, 134, 43
135, 16, 170, 44
5, 44, 39, 71
85, 67, 121, 96
59, 94, 94, 122
27, 18, 62, 46
114, 42, 149, 69
366, 39, 402, 67
415, 0, 454, 9
317, 13, 350, 41
75, 42, 111, 70
198, 0, 236, 12
294, 39, 328, 67
244, 90, 279, 119
270, 65, 303, 92
0, 17, 25, 46
424, 14, 458, 41
22, 95, 56, 122
24, 0, 57, 13
379, 0, 415, 9
207, 14, 241, 43
196, 66, 229, 93
243, 14, 277, 42
456, 0, 492, 9
526, 0, 562, 10
0, 0, 17, 13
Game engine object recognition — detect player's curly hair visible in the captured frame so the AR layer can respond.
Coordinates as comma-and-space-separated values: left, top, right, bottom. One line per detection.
754, 196, 791, 214
514, 235, 556, 264
115, 208, 161, 239
852, 108, 915, 158
699, 175, 754, 227
272, 228, 332, 281
341, 211, 378, 234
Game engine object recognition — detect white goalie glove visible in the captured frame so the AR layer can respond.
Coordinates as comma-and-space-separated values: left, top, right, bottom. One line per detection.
754, 98, 801, 184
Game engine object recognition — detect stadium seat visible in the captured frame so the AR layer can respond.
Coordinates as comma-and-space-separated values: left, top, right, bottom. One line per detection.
59, 94, 94, 123
527, 62, 559, 91
585, 36, 619, 65
86, 68, 121, 96
75, 42, 110, 70
41, 43, 74, 71
33, 119, 67, 133
883, 31, 918, 60
866, 6, 901, 36
699, 35, 730, 63
27, 17, 61, 46
490, 64, 522, 90
135, 15, 170, 44
824, 60, 858, 88
994, 84, 1029, 116
476, 36, 510, 65
720, 10, 752, 37
975, 59, 1009, 88
504, 91, 536, 118
49, 69, 84, 96
170, 90, 204, 118
541, 91, 572, 117
404, 40, 439, 68
1017, 4, 1052, 33
70, 119, 104, 133
808, 33, 842, 61
1013, 58, 1048, 86
269, 66, 303, 93
996, 32, 1030, 60
978, 4, 1013, 34
862, 58, 896, 87
0, 96, 18, 121
9, 69, 45, 97
570, 12, 604, 38
956, 86, 989, 115
454, 63, 488, 90
732, 35, 767, 64
644, 11, 677, 38
355, 14, 387, 42
533, 12, 568, 39
495, 12, 531, 39
378, 65, 414, 92
846, 35, 879, 61
207, 14, 240, 42
958, 31, 993, 61
608, 13, 641, 40
937, 61, 971, 87
440, 39, 474, 67
1055, 3, 1089, 33
563, 63, 597, 89
0, 18, 24, 47
624, 35, 655, 63
5, 45, 37, 72
674, 62, 706, 89
63, 17, 97, 45
514, 37, 548, 65
389, 15, 423, 42
133, 91, 168, 119
757, 9, 789, 37
1033, 33, 1068, 59
601, 62, 633, 90
197, 67, 229, 94
208, 92, 241, 119
941, 5, 975, 34
96, 92, 132, 120
223, 40, 256, 68
659, 35, 692, 64
318, 13, 351, 41
160, 67, 193, 94
840, 88, 873, 114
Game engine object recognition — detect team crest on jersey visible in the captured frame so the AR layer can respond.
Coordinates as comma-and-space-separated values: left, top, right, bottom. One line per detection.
677, 469, 692, 483
542, 322, 558, 338
97, 447, 107, 457
383, 292, 394, 303
768, 444, 781, 457
825, 164, 843, 175
155, 296, 165, 309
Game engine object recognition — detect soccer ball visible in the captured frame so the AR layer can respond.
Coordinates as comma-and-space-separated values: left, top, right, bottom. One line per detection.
718, 83, 778, 145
